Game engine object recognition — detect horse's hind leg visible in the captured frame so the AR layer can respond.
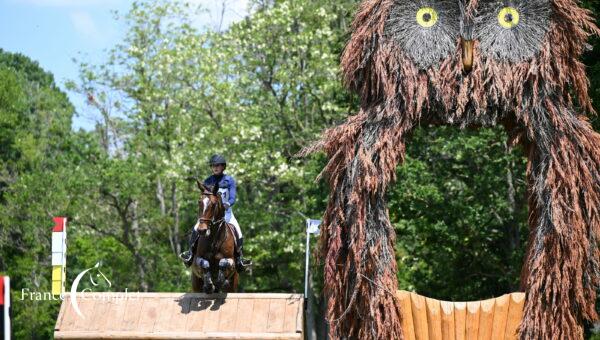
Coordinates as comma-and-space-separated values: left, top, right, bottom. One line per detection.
230, 272, 238, 292
192, 273, 203, 293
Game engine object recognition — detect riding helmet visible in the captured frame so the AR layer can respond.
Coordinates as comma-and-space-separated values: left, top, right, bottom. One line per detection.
209, 154, 227, 166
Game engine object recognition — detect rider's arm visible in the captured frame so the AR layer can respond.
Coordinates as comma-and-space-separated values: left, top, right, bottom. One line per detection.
227, 176, 236, 207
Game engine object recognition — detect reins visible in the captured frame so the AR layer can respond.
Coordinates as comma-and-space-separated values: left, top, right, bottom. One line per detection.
197, 191, 228, 252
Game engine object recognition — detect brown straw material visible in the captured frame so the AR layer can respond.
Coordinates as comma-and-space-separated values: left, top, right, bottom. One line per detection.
303, 0, 600, 338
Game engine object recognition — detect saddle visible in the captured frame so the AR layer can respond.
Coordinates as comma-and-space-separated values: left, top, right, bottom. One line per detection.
226, 222, 239, 244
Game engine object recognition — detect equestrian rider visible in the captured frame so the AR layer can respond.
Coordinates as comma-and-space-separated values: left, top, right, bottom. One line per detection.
180, 154, 251, 269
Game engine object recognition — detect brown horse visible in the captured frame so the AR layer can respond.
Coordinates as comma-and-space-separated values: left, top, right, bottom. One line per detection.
191, 181, 238, 293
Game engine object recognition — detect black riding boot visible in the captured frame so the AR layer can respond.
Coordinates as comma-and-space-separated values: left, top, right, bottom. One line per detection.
235, 238, 252, 269
179, 228, 200, 267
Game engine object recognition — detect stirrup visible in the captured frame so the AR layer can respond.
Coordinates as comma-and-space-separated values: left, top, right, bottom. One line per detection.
180, 251, 193, 267
237, 258, 252, 269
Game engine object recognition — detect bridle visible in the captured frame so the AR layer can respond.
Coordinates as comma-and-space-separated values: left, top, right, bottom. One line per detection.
198, 191, 226, 237
198, 216, 225, 233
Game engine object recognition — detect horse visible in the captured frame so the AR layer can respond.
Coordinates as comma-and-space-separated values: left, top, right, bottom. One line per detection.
190, 181, 239, 294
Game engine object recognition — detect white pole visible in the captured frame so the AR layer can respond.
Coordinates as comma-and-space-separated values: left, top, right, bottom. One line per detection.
304, 225, 310, 299
4, 276, 10, 340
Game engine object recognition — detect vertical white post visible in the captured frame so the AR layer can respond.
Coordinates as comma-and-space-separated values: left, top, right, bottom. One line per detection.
303, 218, 320, 340
3, 276, 10, 340
304, 222, 310, 299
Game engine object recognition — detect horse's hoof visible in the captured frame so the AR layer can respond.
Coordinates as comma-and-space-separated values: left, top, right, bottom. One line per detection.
217, 271, 226, 284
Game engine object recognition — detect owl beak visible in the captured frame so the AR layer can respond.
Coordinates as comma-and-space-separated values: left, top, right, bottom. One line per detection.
462, 39, 474, 72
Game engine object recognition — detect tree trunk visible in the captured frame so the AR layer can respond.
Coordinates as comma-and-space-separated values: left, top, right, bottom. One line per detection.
171, 181, 181, 255
157, 177, 176, 256
130, 200, 149, 292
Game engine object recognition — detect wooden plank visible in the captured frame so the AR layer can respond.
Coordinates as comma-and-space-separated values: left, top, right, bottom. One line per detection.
74, 297, 96, 331
88, 298, 113, 331
453, 302, 466, 340
411, 292, 429, 340
477, 298, 495, 340
440, 300, 455, 340
60, 292, 302, 299
137, 297, 160, 332
174, 297, 193, 330
490, 294, 510, 339
55, 331, 304, 339
54, 296, 68, 331
426, 297, 442, 340
186, 297, 210, 332
157, 297, 190, 332
217, 298, 240, 332
54, 293, 306, 338
235, 297, 255, 333
122, 296, 144, 332
57, 296, 75, 330
282, 299, 301, 334
250, 298, 271, 333
153, 298, 174, 333
266, 298, 287, 333
398, 291, 416, 340
295, 298, 304, 334
465, 301, 480, 339
108, 296, 127, 331
503, 293, 525, 340
57, 296, 77, 331
202, 298, 224, 332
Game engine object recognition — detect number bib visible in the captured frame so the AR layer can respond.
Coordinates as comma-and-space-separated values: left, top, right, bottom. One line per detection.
218, 188, 229, 205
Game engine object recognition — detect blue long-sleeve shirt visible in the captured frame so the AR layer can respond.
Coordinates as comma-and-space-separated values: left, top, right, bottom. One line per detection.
204, 174, 236, 207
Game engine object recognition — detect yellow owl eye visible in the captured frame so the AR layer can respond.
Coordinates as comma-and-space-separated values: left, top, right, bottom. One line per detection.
498, 7, 520, 29
416, 7, 438, 28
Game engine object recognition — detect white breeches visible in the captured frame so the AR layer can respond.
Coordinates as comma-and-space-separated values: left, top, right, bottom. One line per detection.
225, 209, 242, 239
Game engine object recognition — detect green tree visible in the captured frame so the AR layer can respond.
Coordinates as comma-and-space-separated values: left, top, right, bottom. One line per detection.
0, 49, 76, 339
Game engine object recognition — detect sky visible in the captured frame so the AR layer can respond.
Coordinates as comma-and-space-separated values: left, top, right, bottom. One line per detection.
0, 0, 249, 130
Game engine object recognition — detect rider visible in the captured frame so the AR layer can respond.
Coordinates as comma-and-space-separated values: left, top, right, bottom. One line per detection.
180, 154, 250, 269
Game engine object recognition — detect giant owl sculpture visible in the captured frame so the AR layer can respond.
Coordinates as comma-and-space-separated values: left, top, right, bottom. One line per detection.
305, 0, 600, 338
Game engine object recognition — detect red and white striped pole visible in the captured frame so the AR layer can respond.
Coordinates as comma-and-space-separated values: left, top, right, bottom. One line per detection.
0, 275, 10, 340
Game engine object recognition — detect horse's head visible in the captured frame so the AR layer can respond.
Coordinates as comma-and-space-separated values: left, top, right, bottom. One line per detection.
195, 180, 225, 236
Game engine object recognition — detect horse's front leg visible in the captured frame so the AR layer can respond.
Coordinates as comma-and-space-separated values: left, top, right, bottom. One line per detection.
217, 258, 235, 291
194, 257, 214, 294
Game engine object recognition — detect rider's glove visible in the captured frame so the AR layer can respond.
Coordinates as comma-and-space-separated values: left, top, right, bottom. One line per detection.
223, 203, 231, 209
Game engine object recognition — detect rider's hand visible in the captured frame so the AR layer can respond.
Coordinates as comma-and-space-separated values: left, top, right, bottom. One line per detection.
223, 203, 231, 209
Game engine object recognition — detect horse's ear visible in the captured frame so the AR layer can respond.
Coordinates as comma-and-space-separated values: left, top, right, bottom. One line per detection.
212, 184, 219, 195
196, 179, 203, 191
